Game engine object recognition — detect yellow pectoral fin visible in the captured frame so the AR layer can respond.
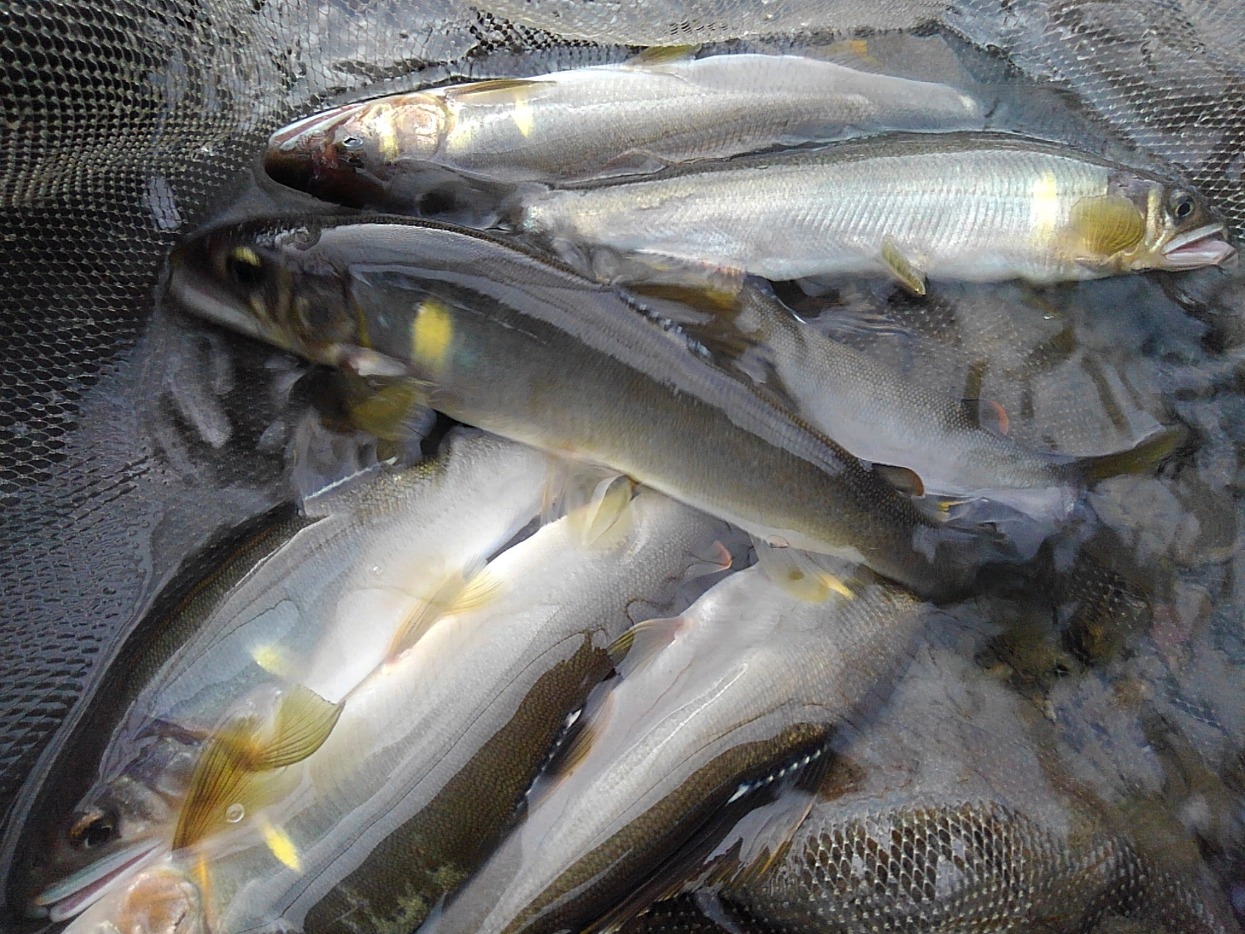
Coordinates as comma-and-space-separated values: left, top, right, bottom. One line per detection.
1062, 194, 1146, 263
172, 688, 340, 851
173, 721, 256, 851
345, 379, 431, 442
257, 684, 344, 769
880, 236, 927, 296
753, 541, 857, 603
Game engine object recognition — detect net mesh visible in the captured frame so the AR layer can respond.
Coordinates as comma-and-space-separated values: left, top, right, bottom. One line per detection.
1, 0, 1243, 928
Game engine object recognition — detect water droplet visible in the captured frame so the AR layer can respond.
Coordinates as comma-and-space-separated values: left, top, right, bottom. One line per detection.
225, 803, 245, 823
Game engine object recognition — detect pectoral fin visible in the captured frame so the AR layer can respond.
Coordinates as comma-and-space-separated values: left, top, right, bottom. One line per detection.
172, 686, 342, 850
881, 236, 927, 296
608, 615, 687, 676
566, 474, 635, 547
1062, 194, 1146, 263
343, 378, 433, 442
753, 540, 858, 603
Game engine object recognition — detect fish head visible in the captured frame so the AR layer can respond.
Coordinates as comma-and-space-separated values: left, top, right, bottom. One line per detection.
265, 95, 447, 205
32, 734, 197, 922
59, 865, 207, 934
1100, 174, 1235, 271
168, 219, 368, 370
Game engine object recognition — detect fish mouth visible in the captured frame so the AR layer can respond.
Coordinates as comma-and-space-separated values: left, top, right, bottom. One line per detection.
1161, 222, 1236, 269
33, 840, 161, 922
267, 103, 356, 153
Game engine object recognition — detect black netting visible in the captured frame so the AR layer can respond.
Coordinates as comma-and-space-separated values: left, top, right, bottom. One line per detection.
2, 1, 1244, 930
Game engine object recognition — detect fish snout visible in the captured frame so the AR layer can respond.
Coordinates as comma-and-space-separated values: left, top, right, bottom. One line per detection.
1159, 222, 1236, 269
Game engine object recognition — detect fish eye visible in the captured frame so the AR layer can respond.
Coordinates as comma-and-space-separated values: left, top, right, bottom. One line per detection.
223, 246, 268, 289
68, 809, 117, 851
1169, 191, 1196, 221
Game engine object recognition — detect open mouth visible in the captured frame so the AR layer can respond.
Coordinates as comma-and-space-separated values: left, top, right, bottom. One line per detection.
268, 103, 356, 153
1162, 222, 1236, 268
34, 840, 162, 922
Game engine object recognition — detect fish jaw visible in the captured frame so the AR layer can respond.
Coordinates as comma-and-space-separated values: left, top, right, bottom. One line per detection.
35, 840, 163, 923
264, 104, 356, 193
1157, 222, 1236, 269
59, 864, 206, 934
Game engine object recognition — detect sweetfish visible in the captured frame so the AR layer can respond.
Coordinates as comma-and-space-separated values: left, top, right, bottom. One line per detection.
422, 554, 933, 934
264, 53, 982, 208
519, 132, 1234, 291
168, 216, 994, 600
21, 431, 554, 924
699, 288, 1183, 541
53, 486, 730, 934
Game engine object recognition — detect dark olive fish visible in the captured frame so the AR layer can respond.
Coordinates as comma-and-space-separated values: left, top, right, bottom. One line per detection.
168, 216, 993, 600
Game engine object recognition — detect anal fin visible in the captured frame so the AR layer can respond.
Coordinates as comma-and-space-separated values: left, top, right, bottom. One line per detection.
881, 235, 927, 296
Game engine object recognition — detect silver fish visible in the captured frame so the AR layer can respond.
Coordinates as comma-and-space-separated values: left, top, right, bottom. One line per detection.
57, 486, 730, 934
169, 216, 991, 600
27, 431, 554, 924
264, 53, 982, 206
424, 555, 932, 934
519, 132, 1234, 291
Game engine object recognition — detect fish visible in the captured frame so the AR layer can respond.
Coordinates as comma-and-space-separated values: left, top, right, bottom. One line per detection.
694, 286, 1183, 545
518, 132, 1235, 291
20, 431, 555, 924
421, 555, 933, 934
709, 627, 1243, 934
263, 53, 982, 210
55, 486, 731, 934
167, 215, 996, 601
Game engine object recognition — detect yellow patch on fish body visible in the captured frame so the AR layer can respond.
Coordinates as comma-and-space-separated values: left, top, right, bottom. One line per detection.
1028, 171, 1063, 243
250, 644, 292, 678
259, 815, 301, 872
512, 94, 536, 138
411, 297, 455, 373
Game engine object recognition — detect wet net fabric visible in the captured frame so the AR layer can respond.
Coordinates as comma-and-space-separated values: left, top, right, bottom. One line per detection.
2, 0, 1244, 929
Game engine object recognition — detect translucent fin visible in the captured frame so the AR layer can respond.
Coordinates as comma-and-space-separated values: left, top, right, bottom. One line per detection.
1064, 194, 1146, 259
753, 541, 857, 603
881, 235, 927, 296
529, 690, 616, 806
172, 686, 341, 850
344, 379, 433, 442
258, 684, 344, 769
1079, 424, 1185, 483
874, 463, 925, 497
447, 77, 554, 102
567, 474, 635, 548
386, 561, 499, 661
627, 44, 700, 66
608, 615, 686, 676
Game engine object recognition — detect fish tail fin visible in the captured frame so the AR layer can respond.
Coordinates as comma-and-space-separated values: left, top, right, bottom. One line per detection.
1079, 424, 1185, 484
